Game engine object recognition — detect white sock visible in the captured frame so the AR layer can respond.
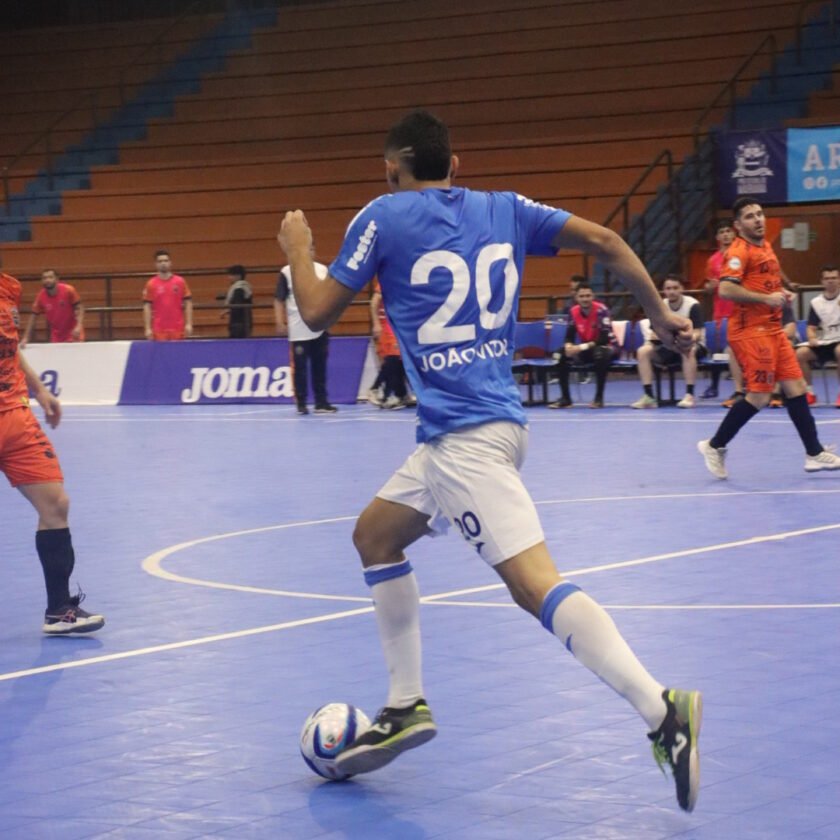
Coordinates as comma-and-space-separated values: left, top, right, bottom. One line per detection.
364, 561, 423, 709
542, 583, 666, 730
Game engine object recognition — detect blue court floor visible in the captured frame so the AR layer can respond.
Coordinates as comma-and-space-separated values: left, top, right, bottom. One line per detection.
2, 382, 840, 839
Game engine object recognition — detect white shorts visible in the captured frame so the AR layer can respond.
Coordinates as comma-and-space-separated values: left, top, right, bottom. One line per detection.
376, 421, 545, 566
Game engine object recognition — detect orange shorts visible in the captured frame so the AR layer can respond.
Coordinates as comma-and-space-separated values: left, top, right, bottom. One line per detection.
730, 332, 803, 393
0, 406, 64, 487
153, 329, 184, 341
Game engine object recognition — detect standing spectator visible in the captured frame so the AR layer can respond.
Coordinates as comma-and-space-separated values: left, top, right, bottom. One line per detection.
370, 279, 410, 409
1, 271, 104, 635
796, 265, 840, 407
143, 250, 193, 341
549, 283, 618, 409
218, 264, 253, 339
274, 257, 337, 415
19, 269, 84, 348
701, 220, 743, 401
697, 197, 840, 479
632, 275, 706, 409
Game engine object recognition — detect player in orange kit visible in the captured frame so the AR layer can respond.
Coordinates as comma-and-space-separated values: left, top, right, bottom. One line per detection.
697, 197, 840, 478
0, 271, 104, 634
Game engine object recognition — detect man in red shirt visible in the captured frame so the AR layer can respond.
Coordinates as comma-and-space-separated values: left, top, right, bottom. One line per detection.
701, 220, 744, 402
0, 271, 104, 634
143, 250, 193, 341
20, 269, 84, 347
697, 197, 840, 478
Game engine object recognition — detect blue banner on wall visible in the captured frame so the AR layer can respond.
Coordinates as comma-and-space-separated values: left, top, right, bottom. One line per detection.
715, 129, 788, 207
787, 126, 840, 202
119, 337, 368, 405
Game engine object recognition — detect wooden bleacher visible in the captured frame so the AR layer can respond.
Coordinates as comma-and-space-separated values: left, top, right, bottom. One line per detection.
0, 0, 815, 338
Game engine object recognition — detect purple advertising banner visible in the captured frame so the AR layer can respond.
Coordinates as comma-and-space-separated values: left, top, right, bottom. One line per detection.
715, 129, 787, 207
119, 337, 368, 405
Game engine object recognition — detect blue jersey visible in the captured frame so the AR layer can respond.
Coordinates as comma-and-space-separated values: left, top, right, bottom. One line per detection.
329, 187, 570, 442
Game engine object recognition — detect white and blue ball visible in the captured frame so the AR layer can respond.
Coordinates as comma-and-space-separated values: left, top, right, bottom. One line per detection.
299, 702, 371, 781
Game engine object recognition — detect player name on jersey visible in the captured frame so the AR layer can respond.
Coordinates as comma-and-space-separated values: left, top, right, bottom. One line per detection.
418, 338, 510, 372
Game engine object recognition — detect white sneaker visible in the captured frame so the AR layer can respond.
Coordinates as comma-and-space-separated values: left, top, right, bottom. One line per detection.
804, 449, 840, 472
381, 395, 407, 410
367, 388, 384, 406
631, 394, 658, 409
677, 394, 696, 409
697, 439, 727, 479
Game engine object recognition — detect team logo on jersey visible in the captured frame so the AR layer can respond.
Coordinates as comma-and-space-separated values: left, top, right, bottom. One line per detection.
727, 257, 742, 270
347, 220, 377, 271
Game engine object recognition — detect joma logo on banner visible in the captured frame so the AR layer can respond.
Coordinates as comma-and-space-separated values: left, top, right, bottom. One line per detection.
181, 366, 294, 403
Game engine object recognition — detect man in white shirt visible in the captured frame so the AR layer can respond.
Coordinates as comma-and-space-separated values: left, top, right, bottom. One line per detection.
796, 265, 840, 407
274, 258, 338, 415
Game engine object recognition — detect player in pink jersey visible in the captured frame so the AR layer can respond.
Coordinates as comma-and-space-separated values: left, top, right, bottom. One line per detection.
20, 269, 84, 347
143, 250, 193, 341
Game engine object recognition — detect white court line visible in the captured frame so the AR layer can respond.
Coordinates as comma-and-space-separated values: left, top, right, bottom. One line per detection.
0, 606, 374, 684
420, 520, 840, 601
5, 502, 839, 684
141, 490, 840, 600
429, 600, 840, 610
141, 516, 369, 603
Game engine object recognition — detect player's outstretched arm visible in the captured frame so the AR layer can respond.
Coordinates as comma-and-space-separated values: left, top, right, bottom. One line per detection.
277, 210, 356, 331
551, 216, 692, 352
18, 351, 61, 428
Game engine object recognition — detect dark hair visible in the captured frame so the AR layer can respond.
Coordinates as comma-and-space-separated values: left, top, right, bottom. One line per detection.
384, 109, 451, 181
569, 274, 587, 287
821, 264, 839, 275
732, 196, 762, 219
714, 219, 734, 234
227, 264, 246, 279
662, 273, 685, 287
41, 268, 58, 276
575, 282, 593, 293
154, 249, 170, 259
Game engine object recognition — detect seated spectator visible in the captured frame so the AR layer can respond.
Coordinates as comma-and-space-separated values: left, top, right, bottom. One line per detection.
796, 265, 840, 407
559, 274, 587, 316
217, 264, 253, 338
549, 283, 618, 409
631, 274, 705, 409
19, 269, 84, 347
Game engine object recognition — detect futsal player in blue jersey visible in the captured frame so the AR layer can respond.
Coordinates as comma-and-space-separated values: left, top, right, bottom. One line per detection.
278, 110, 702, 811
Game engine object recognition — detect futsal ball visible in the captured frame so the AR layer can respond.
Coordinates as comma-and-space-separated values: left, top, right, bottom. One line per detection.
299, 702, 371, 781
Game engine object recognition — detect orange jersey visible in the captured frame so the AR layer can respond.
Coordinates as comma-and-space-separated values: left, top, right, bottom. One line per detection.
33, 282, 83, 342
143, 274, 191, 333
0, 273, 30, 413
374, 279, 401, 358
720, 236, 783, 340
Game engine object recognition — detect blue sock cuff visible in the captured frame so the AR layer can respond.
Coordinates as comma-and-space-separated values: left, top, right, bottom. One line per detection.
539, 582, 581, 631
364, 560, 413, 587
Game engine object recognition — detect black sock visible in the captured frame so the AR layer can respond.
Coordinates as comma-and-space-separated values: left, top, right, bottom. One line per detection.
785, 393, 823, 457
711, 369, 721, 388
36, 528, 74, 611
686, 384, 695, 396
710, 398, 759, 449
643, 384, 654, 398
